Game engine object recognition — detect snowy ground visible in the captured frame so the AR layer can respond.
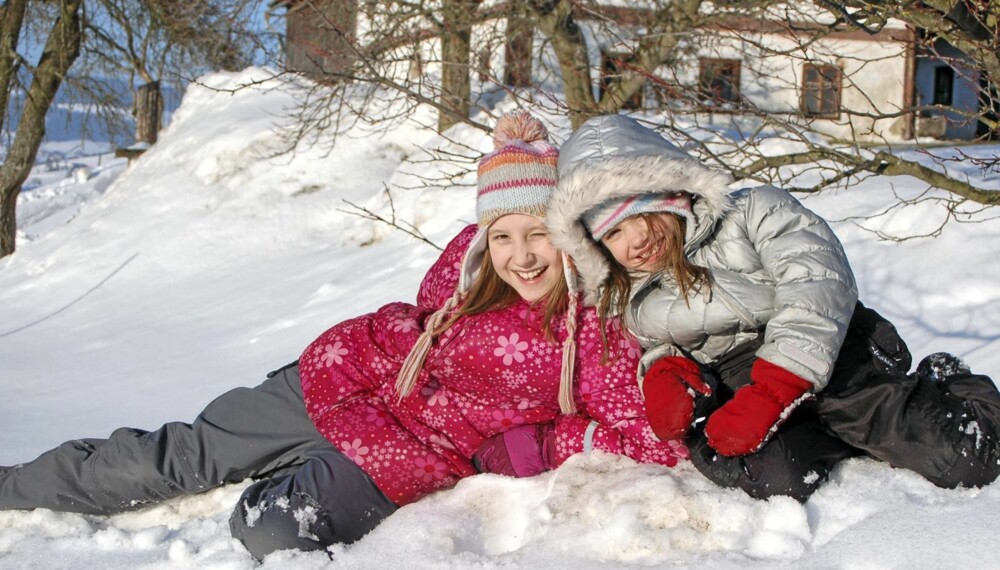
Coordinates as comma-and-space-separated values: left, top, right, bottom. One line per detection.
2, 68, 1000, 569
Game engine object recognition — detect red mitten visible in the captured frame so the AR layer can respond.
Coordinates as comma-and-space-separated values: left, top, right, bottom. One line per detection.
643, 356, 712, 440
704, 359, 812, 456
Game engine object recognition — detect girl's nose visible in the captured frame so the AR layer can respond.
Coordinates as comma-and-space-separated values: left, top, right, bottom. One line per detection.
513, 241, 534, 266
628, 225, 647, 248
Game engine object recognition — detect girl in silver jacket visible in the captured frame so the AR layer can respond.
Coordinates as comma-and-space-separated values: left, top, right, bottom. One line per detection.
545, 114, 1000, 501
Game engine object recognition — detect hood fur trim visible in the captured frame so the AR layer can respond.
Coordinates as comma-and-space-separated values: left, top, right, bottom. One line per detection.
547, 117, 733, 305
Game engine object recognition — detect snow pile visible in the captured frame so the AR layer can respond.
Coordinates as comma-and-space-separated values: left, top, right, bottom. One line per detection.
2, 67, 1000, 568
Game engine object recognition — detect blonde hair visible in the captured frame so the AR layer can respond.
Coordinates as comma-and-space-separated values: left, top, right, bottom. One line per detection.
445, 252, 569, 341
395, 243, 578, 413
597, 212, 710, 355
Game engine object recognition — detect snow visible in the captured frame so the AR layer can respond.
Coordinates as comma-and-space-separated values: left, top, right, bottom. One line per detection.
3, 66, 1000, 568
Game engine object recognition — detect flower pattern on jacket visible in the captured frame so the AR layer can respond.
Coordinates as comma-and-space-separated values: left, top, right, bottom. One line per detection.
494, 333, 528, 365
340, 438, 369, 465
321, 341, 348, 367
298, 225, 688, 506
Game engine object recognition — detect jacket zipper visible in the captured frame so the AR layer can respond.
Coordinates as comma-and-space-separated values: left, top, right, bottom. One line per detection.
710, 277, 758, 329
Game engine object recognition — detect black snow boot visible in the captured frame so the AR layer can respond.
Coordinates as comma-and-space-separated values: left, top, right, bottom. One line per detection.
915, 352, 971, 383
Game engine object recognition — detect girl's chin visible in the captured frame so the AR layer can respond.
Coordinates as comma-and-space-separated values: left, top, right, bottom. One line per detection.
512, 279, 557, 303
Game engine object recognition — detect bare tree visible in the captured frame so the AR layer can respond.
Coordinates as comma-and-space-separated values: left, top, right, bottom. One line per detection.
268, 0, 999, 233
275, 0, 532, 141
522, 0, 1000, 214
1, 0, 266, 258
523, 0, 716, 127
81, 0, 262, 146
1, 0, 84, 258
709, 1, 1000, 211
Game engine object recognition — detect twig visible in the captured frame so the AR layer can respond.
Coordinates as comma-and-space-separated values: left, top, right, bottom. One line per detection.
339, 186, 443, 251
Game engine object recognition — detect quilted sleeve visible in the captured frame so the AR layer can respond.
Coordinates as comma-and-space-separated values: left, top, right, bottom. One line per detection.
550, 316, 689, 468
742, 186, 858, 389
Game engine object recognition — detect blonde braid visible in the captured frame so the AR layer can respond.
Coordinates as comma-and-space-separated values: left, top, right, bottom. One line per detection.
394, 291, 465, 401
558, 252, 579, 414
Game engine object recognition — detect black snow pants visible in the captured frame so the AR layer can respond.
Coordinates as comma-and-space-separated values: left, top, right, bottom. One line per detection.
686, 302, 1000, 502
0, 362, 398, 561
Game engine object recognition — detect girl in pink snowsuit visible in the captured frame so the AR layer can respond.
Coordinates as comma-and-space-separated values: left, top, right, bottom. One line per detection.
299, 221, 686, 506
0, 113, 685, 561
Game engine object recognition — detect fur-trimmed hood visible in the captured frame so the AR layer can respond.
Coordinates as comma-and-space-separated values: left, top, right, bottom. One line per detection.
547, 114, 734, 304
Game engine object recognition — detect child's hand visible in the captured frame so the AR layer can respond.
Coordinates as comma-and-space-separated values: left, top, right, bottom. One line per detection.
705, 359, 812, 456
643, 356, 712, 440
472, 423, 556, 477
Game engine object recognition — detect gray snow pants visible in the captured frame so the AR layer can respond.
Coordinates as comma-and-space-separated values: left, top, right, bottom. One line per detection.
0, 362, 398, 561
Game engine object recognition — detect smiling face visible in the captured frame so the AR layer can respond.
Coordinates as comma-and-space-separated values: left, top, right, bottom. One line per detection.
600, 212, 681, 272
487, 213, 562, 303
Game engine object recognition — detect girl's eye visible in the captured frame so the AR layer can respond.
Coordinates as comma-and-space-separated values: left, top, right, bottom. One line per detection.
602, 228, 621, 242
490, 233, 509, 241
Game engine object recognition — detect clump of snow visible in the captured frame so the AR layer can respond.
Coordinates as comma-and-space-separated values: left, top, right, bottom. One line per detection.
2, 66, 1000, 568
294, 504, 320, 541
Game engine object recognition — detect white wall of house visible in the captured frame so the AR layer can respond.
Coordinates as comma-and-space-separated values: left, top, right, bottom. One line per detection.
351, 7, 982, 143
580, 19, 914, 142
730, 31, 909, 142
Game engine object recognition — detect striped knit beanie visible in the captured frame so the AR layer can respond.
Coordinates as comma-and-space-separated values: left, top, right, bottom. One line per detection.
476, 111, 559, 227
582, 192, 693, 240
396, 111, 580, 415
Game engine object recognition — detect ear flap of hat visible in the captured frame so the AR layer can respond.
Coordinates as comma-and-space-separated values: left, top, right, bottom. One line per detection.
458, 227, 489, 293
546, 194, 611, 307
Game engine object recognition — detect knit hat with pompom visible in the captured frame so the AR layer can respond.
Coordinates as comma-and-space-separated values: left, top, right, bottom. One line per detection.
475, 111, 560, 226
395, 111, 580, 414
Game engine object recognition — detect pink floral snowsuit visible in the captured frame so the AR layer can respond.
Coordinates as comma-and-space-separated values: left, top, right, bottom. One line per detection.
299, 225, 688, 506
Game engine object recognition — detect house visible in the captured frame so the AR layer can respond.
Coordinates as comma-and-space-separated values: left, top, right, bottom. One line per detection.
587, 4, 921, 142
269, 1, 993, 142
269, 0, 532, 89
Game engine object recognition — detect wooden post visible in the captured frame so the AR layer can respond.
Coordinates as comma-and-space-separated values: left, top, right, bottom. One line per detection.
135, 81, 162, 145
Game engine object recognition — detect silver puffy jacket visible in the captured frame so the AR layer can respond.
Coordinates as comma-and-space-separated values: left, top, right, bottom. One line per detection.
548, 115, 858, 390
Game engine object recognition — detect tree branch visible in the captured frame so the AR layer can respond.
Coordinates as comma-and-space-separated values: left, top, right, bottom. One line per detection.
339, 187, 443, 251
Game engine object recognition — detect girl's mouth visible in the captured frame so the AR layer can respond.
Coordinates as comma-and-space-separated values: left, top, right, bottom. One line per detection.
514, 267, 546, 282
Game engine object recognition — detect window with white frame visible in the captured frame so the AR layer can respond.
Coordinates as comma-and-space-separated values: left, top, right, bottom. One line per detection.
801, 63, 842, 117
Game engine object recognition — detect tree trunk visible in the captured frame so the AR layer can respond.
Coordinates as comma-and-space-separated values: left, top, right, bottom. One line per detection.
530, 1, 597, 128
438, 1, 477, 133
504, 9, 533, 88
134, 81, 163, 145
0, 0, 83, 258
595, 0, 703, 115
285, 0, 358, 82
0, 0, 29, 137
